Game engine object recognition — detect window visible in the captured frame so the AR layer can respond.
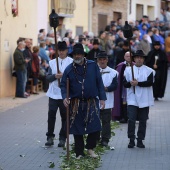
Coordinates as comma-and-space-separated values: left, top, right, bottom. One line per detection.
51, 0, 55, 9
129, 0, 132, 14
98, 14, 107, 34
76, 26, 83, 36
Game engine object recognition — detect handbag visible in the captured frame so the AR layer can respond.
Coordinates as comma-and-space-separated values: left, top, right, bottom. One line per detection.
39, 68, 46, 77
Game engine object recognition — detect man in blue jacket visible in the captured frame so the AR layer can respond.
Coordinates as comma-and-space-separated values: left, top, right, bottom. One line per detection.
60, 43, 106, 159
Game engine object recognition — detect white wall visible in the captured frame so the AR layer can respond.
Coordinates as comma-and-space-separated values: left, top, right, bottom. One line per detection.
0, 0, 43, 97
63, 0, 88, 38
37, 0, 48, 37
128, 0, 161, 22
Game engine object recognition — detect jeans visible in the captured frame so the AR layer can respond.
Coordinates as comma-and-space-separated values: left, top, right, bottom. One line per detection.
15, 69, 27, 97
127, 105, 149, 140
46, 98, 66, 141
33, 77, 38, 86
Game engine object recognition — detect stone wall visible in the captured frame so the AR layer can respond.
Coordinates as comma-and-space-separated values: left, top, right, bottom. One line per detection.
92, 0, 128, 36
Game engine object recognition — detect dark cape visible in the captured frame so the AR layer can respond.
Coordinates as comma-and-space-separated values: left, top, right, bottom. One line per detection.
86, 48, 101, 61
146, 49, 168, 98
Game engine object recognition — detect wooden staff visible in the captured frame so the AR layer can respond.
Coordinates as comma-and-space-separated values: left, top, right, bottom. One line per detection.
128, 39, 135, 94
53, 27, 60, 86
66, 78, 70, 160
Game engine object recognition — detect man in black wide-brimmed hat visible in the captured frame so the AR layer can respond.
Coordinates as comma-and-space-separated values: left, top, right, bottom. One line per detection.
60, 43, 106, 159
124, 50, 155, 149
96, 51, 118, 147
45, 41, 73, 147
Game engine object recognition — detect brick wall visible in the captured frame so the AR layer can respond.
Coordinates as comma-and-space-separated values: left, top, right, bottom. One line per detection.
92, 0, 128, 36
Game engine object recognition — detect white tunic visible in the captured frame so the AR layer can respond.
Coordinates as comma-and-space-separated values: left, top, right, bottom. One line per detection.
46, 56, 73, 99
100, 66, 118, 109
124, 65, 155, 108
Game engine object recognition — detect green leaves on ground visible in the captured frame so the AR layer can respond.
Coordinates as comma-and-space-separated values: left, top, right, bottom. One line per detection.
59, 121, 119, 170
49, 162, 55, 168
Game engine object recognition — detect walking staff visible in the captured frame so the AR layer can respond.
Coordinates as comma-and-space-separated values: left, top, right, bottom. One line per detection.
123, 21, 135, 93
66, 78, 70, 160
49, 9, 60, 86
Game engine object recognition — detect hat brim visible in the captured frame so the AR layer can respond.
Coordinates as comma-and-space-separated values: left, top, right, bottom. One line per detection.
58, 47, 68, 51
69, 49, 87, 57
132, 54, 146, 58
93, 42, 100, 45
97, 55, 109, 59
72, 49, 84, 54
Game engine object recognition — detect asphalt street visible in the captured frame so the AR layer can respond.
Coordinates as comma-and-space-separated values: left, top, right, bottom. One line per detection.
0, 70, 170, 170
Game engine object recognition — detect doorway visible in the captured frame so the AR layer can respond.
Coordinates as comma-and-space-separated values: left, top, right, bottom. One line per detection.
147, 6, 154, 21
113, 12, 122, 21
136, 4, 143, 20
98, 14, 107, 35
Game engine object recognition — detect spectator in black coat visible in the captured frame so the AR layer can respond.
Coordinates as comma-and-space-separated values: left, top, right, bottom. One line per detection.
86, 39, 101, 62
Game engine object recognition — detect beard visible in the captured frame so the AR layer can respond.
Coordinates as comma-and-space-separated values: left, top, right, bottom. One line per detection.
73, 57, 84, 64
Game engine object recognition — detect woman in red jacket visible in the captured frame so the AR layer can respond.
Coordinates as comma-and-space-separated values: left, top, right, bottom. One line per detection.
32, 46, 40, 94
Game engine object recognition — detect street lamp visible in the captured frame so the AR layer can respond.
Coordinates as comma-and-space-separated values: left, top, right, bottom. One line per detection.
49, 9, 70, 161
49, 9, 60, 86
49, 9, 59, 28
123, 21, 135, 93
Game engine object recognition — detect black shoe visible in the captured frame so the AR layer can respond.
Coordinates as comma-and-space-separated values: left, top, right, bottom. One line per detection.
128, 139, 135, 148
137, 140, 145, 148
155, 98, 159, 101
101, 141, 108, 147
58, 140, 65, 147
45, 138, 54, 146
119, 118, 128, 123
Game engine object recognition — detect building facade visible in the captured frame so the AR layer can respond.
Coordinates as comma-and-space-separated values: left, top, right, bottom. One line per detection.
0, 0, 164, 98
128, 0, 161, 22
0, 0, 88, 98
91, 0, 128, 36
0, 0, 48, 98
49, 0, 88, 38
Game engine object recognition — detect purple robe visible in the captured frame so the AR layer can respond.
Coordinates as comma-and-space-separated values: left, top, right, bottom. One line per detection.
112, 62, 126, 120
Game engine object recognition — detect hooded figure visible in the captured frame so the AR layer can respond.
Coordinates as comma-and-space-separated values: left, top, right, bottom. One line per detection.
146, 41, 168, 100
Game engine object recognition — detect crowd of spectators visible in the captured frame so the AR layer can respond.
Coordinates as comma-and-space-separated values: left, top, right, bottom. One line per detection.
13, 11, 170, 98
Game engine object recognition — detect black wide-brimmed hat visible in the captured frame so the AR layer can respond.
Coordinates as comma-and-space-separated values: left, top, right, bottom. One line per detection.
58, 41, 68, 50
133, 50, 146, 58
71, 43, 85, 55
93, 39, 99, 45
153, 41, 161, 46
123, 40, 129, 47
97, 51, 108, 59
